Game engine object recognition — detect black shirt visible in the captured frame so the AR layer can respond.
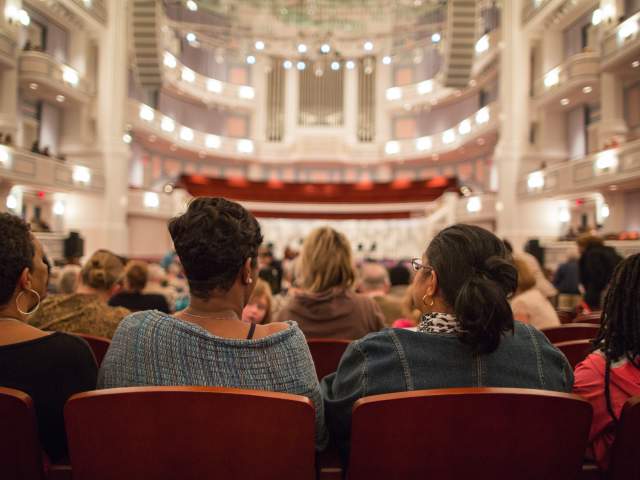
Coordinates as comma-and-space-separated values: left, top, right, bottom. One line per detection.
109, 292, 170, 313
0, 332, 97, 462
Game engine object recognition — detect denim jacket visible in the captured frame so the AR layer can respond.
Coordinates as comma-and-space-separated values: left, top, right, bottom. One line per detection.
321, 321, 573, 463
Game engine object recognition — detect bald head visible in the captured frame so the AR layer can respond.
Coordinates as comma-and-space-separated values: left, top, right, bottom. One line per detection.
360, 262, 391, 294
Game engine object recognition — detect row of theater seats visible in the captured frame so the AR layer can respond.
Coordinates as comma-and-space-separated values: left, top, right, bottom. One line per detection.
2, 384, 639, 480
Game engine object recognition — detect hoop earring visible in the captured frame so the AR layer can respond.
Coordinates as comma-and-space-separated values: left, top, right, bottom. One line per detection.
16, 289, 41, 316
422, 294, 435, 307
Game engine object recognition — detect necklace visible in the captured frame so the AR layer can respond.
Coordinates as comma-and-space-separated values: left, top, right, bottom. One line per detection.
181, 309, 239, 321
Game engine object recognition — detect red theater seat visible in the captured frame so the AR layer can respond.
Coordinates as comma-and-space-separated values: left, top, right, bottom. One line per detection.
574, 312, 602, 325
348, 387, 592, 480
72, 333, 110, 367
608, 396, 640, 480
64, 386, 316, 480
0, 387, 46, 480
555, 339, 593, 369
541, 324, 600, 344
307, 339, 351, 380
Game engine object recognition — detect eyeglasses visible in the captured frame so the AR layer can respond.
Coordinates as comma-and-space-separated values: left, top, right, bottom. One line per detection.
411, 258, 433, 274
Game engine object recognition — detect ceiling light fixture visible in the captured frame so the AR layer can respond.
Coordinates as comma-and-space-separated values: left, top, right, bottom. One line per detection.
330, 61, 340, 71
582, 86, 592, 93
382, 56, 391, 65
186, 0, 198, 11
560, 98, 570, 106
283, 60, 293, 69
431, 32, 441, 43
346, 60, 355, 70
320, 43, 331, 54
297, 43, 307, 54
56, 94, 65, 103
246, 55, 256, 65
255, 40, 265, 50
632, 60, 640, 68
363, 41, 373, 51
296, 61, 306, 70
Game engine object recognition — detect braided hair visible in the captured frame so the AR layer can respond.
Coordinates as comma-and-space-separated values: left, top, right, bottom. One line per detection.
592, 253, 640, 424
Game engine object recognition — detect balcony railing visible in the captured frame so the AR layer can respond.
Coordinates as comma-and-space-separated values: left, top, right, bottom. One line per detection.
518, 138, 640, 198
129, 100, 256, 158
601, 11, 640, 65
0, 146, 104, 193
532, 52, 599, 99
163, 52, 255, 108
19, 51, 94, 99
384, 103, 499, 159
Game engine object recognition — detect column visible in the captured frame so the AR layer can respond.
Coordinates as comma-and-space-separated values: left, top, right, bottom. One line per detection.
94, 0, 129, 255
283, 66, 299, 145
0, 179, 13, 214
251, 56, 268, 142
598, 73, 628, 148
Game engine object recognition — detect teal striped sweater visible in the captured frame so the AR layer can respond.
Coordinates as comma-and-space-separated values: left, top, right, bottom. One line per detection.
98, 311, 327, 450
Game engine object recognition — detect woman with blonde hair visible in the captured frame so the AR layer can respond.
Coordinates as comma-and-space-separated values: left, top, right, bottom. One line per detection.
511, 257, 560, 330
30, 249, 129, 338
275, 226, 385, 339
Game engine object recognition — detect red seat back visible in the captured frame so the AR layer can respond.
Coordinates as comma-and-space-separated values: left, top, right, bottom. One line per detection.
541, 324, 600, 344
0, 387, 45, 480
608, 396, 640, 480
348, 387, 592, 480
72, 334, 110, 367
574, 312, 602, 324
307, 339, 351, 380
557, 310, 577, 324
64, 386, 316, 480
555, 339, 593, 368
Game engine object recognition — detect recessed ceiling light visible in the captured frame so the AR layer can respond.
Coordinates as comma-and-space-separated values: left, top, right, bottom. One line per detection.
330, 61, 340, 71
382, 56, 391, 65
320, 43, 331, 54
363, 41, 374, 51
296, 61, 306, 71
560, 98, 570, 106
582, 86, 592, 93
346, 60, 355, 70
56, 94, 65, 102
609, 184, 618, 191
431, 32, 441, 43
254, 40, 265, 51
297, 43, 307, 54
246, 55, 256, 65
29, 83, 38, 90
283, 60, 292, 69
186, 0, 198, 11
632, 60, 640, 68
186, 32, 197, 43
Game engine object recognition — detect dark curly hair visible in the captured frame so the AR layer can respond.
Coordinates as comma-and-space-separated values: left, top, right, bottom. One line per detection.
593, 254, 640, 425
426, 224, 518, 354
0, 213, 35, 306
168, 197, 263, 299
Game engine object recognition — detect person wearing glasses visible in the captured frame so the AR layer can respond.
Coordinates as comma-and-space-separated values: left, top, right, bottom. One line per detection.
322, 224, 573, 465
99, 197, 327, 450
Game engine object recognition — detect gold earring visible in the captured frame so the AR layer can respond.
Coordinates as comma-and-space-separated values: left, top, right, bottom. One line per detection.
422, 294, 435, 307
16, 288, 41, 316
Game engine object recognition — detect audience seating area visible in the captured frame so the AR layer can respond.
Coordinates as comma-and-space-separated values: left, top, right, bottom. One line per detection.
555, 340, 595, 369
73, 334, 111, 367
10, 385, 640, 480
541, 324, 600, 344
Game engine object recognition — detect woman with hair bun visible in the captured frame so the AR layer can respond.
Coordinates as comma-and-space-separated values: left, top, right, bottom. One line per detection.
100, 197, 327, 450
30, 249, 129, 338
322, 224, 573, 463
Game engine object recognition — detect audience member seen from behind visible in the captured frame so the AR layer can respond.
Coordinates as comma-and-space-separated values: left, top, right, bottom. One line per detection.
0, 213, 97, 463
144, 263, 177, 311
323, 225, 573, 464
504, 239, 557, 299
57, 264, 81, 294
30, 250, 129, 339
577, 235, 623, 310
242, 278, 272, 324
275, 227, 385, 339
553, 248, 582, 312
99, 197, 327, 450
258, 245, 283, 295
573, 254, 640, 470
511, 257, 560, 330
388, 262, 412, 300
109, 261, 170, 313
358, 262, 403, 327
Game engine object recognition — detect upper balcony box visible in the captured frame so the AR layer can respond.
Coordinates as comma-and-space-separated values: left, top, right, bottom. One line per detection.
601, 12, 640, 73
19, 51, 93, 106
532, 52, 600, 110
163, 52, 255, 110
